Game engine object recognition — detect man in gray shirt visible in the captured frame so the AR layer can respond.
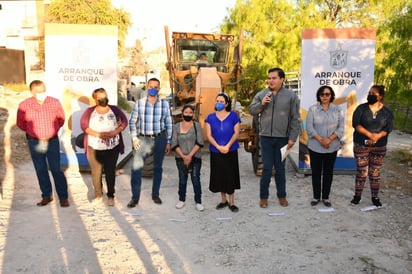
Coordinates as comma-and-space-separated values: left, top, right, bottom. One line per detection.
248, 67, 300, 208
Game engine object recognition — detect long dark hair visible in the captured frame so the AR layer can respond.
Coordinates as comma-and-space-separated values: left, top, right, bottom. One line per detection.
216, 92, 232, 111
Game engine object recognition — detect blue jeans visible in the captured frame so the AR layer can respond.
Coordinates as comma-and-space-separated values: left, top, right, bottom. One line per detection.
259, 136, 288, 199
27, 136, 68, 199
130, 132, 167, 201
176, 157, 202, 204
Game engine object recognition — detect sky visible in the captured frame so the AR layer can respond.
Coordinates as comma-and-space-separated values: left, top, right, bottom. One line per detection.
111, 0, 236, 50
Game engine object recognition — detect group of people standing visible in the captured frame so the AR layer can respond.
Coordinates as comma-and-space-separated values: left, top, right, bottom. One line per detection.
15, 78, 242, 211
16, 68, 393, 211
304, 84, 393, 208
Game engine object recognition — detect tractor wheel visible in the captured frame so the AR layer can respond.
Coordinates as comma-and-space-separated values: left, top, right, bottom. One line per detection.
251, 116, 263, 176
252, 143, 263, 176
142, 153, 154, 177
252, 150, 259, 175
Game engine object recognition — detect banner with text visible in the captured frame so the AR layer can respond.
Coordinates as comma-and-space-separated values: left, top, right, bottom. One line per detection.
45, 23, 118, 170
299, 28, 376, 172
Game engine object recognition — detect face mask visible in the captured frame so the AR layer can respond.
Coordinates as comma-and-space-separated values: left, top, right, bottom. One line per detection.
97, 98, 109, 107
35, 93, 47, 102
215, 102, 225, 111
148, 88, 159, 97
182, 115, 193, 122
367, 94, 378, 105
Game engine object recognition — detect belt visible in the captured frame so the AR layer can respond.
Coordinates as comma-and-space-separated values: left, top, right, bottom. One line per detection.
26, 134, 58, 141
139, 130, 165, 138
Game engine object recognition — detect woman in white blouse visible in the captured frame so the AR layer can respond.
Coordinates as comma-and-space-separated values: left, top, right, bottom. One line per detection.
80, 88, 128, 206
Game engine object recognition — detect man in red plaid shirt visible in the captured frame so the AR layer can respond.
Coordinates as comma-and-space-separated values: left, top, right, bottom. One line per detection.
16, 80, 69, 207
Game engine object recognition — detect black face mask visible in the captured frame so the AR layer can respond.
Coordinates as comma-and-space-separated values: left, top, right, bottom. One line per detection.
367, 94, 378, 105
97, 98, 109, 107
182, 115, 193, 122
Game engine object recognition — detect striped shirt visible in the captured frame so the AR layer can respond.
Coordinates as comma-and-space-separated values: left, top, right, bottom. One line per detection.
16, 96, 65, 139
129, 97, 173, 143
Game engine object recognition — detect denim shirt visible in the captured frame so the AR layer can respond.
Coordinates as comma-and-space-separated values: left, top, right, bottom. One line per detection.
306, 103, 344, 153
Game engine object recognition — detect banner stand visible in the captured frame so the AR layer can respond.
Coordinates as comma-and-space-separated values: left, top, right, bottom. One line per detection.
45, 23, 118, 172
298, 28, 376, 175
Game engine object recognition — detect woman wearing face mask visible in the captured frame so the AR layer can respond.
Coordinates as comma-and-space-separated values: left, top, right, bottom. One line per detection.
205, 92, 241, 212
171, 105, 205, 211
351, 85, 394, 207
80, 88, 128, 206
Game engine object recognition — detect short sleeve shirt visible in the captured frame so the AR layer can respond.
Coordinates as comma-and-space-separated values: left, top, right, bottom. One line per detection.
205, 111, 240, 153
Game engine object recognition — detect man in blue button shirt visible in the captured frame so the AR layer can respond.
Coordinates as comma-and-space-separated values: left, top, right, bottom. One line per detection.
128, 78, 173, 207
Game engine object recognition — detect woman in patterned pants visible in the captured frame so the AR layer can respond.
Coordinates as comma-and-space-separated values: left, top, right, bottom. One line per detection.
351, 85, 394, 207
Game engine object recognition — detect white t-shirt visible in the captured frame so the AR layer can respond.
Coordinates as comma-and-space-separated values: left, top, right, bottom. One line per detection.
88, 109, 120, 150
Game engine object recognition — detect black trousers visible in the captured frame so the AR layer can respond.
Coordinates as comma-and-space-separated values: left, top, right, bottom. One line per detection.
308, 149, 337, 200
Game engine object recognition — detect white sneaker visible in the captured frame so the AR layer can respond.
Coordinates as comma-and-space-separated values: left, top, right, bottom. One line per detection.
195, 203, 204, 211
175, 201, 185, 209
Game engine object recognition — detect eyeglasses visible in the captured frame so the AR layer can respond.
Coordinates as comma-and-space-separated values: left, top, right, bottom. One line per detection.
320, 93, 331, 97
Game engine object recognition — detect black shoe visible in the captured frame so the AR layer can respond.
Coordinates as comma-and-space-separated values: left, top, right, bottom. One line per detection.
127, 200, 138, 208
216, 201, 229, 209
229, 205, 239, 212
372, 197, 382, 207
310, 199, 320, 206
322, 199, 332, 207
350, 195, 361, 205
152, 197, 162, 204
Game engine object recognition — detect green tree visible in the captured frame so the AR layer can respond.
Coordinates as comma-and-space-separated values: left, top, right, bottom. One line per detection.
375, 3, 412, 131
222, 0, 409, 109
222, 0, 333, 103
37, 0, 131, 69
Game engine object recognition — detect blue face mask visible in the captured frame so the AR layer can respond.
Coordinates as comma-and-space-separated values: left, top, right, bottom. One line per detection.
215, 102, 225, 111
148, 88, 159, 97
